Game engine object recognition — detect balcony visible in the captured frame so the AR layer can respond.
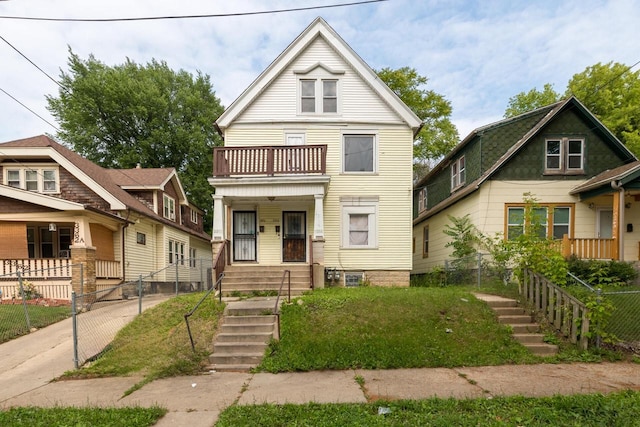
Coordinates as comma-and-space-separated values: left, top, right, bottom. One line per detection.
213, 145, 327, 177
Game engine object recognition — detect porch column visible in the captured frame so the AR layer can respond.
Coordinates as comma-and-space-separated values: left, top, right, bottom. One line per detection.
212, 194, 224, 241
70, 218, 96, 298
313, 194, 325, 239
73, 217, 93, 247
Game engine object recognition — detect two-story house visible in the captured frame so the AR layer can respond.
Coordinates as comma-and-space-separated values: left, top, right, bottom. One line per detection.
209, 17, 421, 291
0, 135, 212, 300
413, 97, 640, 275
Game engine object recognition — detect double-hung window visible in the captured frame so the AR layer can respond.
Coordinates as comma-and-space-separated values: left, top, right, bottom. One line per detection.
341, 197, 378, 249
4, 167, 59, 193
418, 187, 428, 212
423, 225, 429, 258
545, 137, 584, 174
299, 78, 339, 114
163, 194, 176, 220
168, 239, 185, 265
190, 209, 198, 224
344, 134, 375, 173
506, 204, 573, 240
450, 156, 465, 191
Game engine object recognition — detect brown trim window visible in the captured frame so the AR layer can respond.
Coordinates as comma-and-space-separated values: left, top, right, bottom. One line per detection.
545, 138, 584, 174
422, 225, 429, 258
505, 203, 574, 240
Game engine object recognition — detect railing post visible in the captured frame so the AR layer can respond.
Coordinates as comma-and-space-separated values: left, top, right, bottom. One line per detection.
476, 252, 482, 287
72, 291, 79, 369
18, 271, 31, 331
175, 262, 179, 296
138, 274, 143, 315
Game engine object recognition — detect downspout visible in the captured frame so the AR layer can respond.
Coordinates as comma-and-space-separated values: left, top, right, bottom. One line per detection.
121, 209, 132, 282
610, 180, 625, 260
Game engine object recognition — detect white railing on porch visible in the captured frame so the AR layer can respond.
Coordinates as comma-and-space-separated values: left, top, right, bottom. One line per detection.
96, 260, 121, 279
0, 259, 71, 279
0, 281, 71, 302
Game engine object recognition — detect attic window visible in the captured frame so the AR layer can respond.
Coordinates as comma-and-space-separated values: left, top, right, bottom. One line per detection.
418, 187, 428, 212
190, 209, 198, 224
545, 138, 584, 174
4, 166, 59, 193
450, 156, 465, 191
299, 79, 339, 114
163, 194, 176, 220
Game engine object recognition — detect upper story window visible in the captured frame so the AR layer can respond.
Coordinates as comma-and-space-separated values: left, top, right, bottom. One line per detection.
418, 187, 428, 212
423, 225, 429, 258
4, 166, 59, 194
299, 79, 338, 114
344, 134, 376, 173
451, 156, 465, 191
545, 137, 584, 174
163, 194, 176, 220
190, 209, 198, 224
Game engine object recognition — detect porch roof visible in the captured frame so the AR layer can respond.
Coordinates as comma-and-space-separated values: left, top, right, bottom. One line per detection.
570, 161, 640, 198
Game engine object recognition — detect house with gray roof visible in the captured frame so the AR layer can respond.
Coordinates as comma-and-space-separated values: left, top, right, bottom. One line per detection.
412, 96, 640, 275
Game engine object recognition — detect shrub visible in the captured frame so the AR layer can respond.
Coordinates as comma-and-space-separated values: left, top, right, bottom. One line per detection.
568, 256, 638, 288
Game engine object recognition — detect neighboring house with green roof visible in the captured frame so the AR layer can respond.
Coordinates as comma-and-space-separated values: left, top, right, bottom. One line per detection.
0, 135, 212, 300
412, 96, 640, 274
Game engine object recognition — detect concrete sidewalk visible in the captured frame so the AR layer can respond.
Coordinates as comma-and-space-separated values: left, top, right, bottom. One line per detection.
1, 362, 639, 426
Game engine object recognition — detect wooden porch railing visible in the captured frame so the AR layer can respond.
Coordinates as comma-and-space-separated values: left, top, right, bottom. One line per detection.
96, 260, 121, 279
0, 259, 71, 279
213, 145, 327, 177
522, 269, 590, 350
560, 235, 617, 260
213, 240, 229, 281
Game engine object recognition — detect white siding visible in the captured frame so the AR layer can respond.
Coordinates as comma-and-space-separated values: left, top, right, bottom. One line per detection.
124, 220, 157, 281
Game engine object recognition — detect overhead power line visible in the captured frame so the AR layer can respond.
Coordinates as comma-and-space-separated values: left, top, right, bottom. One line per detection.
0, 0, 388, 22
0, 87, 59, 131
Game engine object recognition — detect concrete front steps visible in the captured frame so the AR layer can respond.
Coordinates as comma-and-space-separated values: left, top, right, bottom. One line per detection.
220, 265, 311, 296
474, 293, 558, 357
207, 298, 279, 372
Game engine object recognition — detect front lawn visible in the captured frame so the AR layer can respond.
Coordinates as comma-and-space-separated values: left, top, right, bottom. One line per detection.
0, 304, 71, 343
0, 406, 166, 427
258, 286, 542, 372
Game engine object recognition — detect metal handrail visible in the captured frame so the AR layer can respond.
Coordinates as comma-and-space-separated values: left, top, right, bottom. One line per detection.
273, 270, 291, 340
184, 272, 224, 352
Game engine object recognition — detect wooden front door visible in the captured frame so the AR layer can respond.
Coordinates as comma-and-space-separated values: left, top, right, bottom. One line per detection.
283, 211, 306, 262
233, 211, 256, 261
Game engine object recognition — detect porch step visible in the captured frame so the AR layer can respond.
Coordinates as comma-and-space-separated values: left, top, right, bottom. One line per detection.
474, 293, 558, 357
206, 299, 280, 372
221, 265, 311, 296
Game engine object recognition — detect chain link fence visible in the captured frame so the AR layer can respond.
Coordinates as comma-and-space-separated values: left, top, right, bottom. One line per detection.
601, 289, 640, 352
412, 253, 510, 288
0, 266, 73, 344
72, 257, 213, 368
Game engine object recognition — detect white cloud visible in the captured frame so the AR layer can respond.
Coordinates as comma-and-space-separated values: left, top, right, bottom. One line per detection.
0, 0, 638, 143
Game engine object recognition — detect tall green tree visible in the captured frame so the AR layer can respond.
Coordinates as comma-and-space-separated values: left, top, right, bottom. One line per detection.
377, 67, 459, 177
504, 62, 640, 156
566, 62, 640, 155
504, 83, 561, 118
47, 50, 224, 233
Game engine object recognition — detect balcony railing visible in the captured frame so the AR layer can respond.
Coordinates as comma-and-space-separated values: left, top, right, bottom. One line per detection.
213, 145, 327, 177
560, 235, 617, 260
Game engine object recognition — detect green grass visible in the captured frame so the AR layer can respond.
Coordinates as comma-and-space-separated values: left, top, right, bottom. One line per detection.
0, 406, 166, 427
64, 292, 224, 392
217, 390, 640, 426
258, 287, 543, 372
0, 304, 71, 343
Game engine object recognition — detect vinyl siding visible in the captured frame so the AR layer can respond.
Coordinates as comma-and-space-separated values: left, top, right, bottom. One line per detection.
235, 36, 403, 125
124, 220, 157, 280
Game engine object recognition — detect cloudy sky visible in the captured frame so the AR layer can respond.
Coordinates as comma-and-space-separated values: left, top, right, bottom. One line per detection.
0, 0, 637, 143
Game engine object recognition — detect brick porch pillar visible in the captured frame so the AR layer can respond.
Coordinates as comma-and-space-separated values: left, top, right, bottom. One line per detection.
71, 245, 96, 297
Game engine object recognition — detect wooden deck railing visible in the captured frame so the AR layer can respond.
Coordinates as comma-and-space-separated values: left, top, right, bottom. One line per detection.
0, 259, 71, 279
96, 260, 121, 279
213, 145, 327, 177
560, 235, 617, 260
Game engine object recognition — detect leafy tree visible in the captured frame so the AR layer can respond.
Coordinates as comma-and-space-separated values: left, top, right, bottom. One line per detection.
504, 83, 561, 118
377, 67, 459, 177
566, 62, 640, 155
47, 50, 224, 233
505, 62, 640, 155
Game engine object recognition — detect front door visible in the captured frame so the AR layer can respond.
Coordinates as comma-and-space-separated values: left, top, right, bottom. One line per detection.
598, 208, 613, 239
283, 211, 306, 262
233, 211, 256, 261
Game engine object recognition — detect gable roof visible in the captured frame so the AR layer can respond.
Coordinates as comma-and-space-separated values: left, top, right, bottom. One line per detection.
570, 161, 640, 197
107, 167, 187, 204
0, 135, 208, 239
215, 17, 421, 134
414, 97, 638, 223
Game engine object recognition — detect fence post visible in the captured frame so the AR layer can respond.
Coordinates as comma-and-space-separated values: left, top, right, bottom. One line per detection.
595, 288, 602, 348
175, 262, 179, 296
138, 274, 143, 315
17, 272, 32, 331
476, 253, 482, 287
72, 291, 79, 369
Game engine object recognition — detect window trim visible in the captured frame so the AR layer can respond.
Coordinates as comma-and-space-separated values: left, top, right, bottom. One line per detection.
298, 78, 340, 115
418, 187, 428, 212
190, 209, 198, 224
504, 203, 575, 240
450, 156, 465, 191
4, 166, 60, 193
544, 137, 585, 175
163, 194, 176, 220
340, 197, 378, 249
342, 133, 377, 174
422, 225, 429, 258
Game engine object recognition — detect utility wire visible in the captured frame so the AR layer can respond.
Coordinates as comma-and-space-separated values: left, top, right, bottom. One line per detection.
0, 0, 388, 22
0, 87, 59, 131
0, 35, 68, 92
